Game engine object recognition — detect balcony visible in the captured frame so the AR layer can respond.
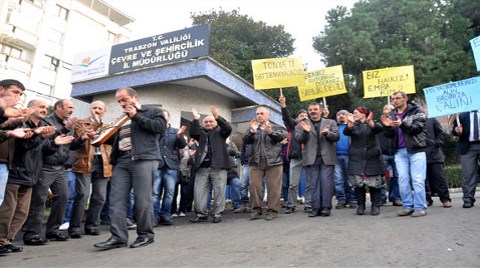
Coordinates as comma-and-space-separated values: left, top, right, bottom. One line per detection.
0, 25, 38, 50
0, 53, 32, 77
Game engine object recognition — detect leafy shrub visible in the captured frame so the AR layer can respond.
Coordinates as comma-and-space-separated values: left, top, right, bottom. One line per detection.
444, 164, 462, 188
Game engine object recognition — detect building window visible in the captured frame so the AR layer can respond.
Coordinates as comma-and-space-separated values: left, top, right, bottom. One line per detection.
55, 4, 69, 20
48, 29, 64, 45
0, 43, 22, 59
43, 55, 58, 71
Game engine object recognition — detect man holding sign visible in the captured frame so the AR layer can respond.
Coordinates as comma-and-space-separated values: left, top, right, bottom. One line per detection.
381, 91, 427, 217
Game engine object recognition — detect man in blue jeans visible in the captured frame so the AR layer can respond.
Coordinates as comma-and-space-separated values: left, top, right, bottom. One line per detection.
334, 110, 357, 209
381, 91, 427, 217
153, 110, 186, 226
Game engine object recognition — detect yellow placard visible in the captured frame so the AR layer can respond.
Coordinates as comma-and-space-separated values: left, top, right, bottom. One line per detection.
362, 65, 415, 98
251, 57, 305, 90
297, 65, 347, 102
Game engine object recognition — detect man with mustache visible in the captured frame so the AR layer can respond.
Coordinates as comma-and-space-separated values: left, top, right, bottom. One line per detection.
23, 99, 87, 245
68, 101, 112, 238
0, 99, 74, 253
189, 106, 232, 224
296, 102, 339, 217
94, 87, 166, 250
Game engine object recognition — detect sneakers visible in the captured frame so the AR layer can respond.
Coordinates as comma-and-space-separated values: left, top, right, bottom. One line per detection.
442, 200, 452, 208
411, 210, 427, 217
126, 218, 137, 230
233, 205, 249, 213
171, 213, 178, 218
179, 212, 186, 217
397, 208, 414, 216
59, 222, 69, 230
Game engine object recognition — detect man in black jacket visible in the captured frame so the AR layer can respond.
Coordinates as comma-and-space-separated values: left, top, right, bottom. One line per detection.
425, 117, 451, 208
94, 87, 166, 250
0, 100, 73, 253
381, 92, 427, 217
23, 99, 85, 245
279, 95, 309, 213
453, 111, 479, 208
189, 106, 232, 224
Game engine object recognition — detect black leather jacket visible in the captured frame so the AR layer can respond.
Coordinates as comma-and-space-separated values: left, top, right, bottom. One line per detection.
8, 119, 59, 186
383, 104, 426, 154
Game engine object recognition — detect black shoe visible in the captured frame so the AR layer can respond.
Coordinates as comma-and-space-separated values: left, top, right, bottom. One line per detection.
308, 209, 321, 217
463, 202, 474, 208
129, 237, 154, 248
304, 207, 313, 213
94, 237, 127, 250
23, 235, 48, 246
356, 204, 366, 215
335, 202, 346, 209
0, 245, 12, 254
212, 216, 222, 223
46, 232, 69, 241
371, 205, 380, 216
158, 217, 173, 226
320, 209, 331, 217
85, 228, 100, 236
189, 216, 208, 223
4, 244, 23, 253
285, 207, 295, 214
68, 228, 82, 239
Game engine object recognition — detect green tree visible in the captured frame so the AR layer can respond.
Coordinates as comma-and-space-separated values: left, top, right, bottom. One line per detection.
313, 0, 478, 115
191, 9, 295, 84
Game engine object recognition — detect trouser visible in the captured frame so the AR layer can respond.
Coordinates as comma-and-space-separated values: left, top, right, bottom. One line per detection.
395, 148, 427, 210
426, 162, 451, 202
0, 163, 9, 206
249, 160, 283, 214
306, 156, 334, 210
460, 143, 480, 204
23, 166, 68, 235
70, 157, 108, 230
193, 167, 227, 217
109, 156, 158, 242
0, 184, 32, 246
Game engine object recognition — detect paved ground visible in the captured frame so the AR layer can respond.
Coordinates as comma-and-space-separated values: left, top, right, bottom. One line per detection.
2, 192, 479, 267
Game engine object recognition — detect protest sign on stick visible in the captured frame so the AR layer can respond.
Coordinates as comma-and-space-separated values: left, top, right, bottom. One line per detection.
363, 65, 415, 98
251, 57, 305, 90
423, 77, 480, 118
470, 36, 480, 72
297, 65, 347, 102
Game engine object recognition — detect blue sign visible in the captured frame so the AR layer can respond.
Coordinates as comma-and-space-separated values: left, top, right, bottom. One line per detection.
423, 77, 480, 118
109, 24, 210, 75
471, 36, 480, 72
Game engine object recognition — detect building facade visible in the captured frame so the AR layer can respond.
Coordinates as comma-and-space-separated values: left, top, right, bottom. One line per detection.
0, 0, 132, 104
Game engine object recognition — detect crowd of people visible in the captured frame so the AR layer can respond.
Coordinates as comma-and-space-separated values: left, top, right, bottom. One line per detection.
0, 79, 475, 254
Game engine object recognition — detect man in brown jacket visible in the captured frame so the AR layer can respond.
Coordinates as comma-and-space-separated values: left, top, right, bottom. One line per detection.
68, 101, 112, 238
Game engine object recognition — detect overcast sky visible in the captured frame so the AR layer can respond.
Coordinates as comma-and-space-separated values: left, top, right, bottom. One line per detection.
104, 0, 358, 70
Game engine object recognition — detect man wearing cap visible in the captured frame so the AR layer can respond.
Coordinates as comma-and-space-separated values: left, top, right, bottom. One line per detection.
334, 110, 357, 209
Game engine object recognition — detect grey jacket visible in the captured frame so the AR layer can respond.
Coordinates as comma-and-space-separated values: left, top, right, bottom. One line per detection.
295, 118, 339, 166
243, 124, 285, 167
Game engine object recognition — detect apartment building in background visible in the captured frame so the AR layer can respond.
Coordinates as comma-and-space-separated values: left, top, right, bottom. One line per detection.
0, 0, 133, 105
